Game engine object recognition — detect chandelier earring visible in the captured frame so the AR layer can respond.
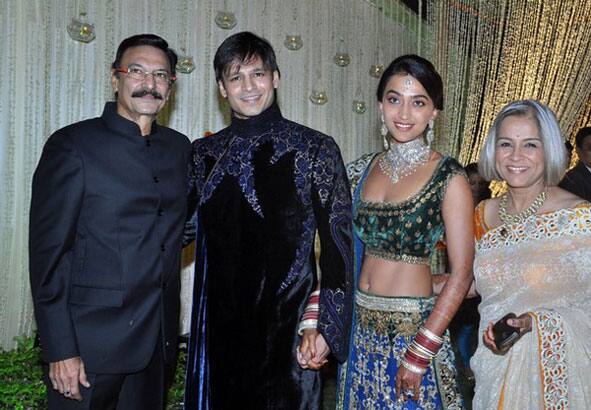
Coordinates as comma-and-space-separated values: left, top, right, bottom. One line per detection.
380, 114, 390, 151
426, 119, 435, 146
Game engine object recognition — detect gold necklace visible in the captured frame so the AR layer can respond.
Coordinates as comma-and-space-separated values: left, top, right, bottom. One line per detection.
498, 190, 547, 225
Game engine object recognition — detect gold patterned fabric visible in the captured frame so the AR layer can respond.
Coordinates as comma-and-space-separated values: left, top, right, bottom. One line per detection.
472, 204, 591, 409
337, 291, 463, 409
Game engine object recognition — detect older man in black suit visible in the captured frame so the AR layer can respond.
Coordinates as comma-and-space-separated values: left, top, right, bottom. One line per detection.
560, 126, 591, 202
29, 34, 190, 409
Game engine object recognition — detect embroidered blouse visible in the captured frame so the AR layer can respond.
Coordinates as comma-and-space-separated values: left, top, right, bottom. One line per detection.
352, 155, 465, 265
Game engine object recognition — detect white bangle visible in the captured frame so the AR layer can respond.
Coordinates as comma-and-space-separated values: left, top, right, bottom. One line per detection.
297, 319, 318, 336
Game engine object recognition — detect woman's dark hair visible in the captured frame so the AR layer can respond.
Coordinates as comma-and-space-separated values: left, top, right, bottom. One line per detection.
465, 162, 491, 202
213, 31, 280, 83
464, 162, 480, 176
111, 34, 178, 77
376, 54, 443, 110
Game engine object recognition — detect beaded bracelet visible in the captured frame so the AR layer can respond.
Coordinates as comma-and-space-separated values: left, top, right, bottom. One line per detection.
297, 290, 320, 335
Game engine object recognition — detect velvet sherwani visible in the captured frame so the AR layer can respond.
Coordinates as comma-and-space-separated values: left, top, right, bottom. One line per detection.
183, 104, 353, 409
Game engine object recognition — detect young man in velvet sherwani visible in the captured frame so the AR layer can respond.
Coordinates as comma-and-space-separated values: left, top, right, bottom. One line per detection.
183, 32, 353, 409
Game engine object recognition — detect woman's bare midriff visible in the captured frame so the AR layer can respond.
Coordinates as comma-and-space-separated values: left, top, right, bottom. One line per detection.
358, 255, 433, 297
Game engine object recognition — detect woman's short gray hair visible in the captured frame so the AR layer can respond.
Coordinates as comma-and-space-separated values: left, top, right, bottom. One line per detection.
478, 99, 568, 185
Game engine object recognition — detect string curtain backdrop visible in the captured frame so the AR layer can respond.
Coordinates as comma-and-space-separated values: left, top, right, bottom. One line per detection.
427, 0, 591, 165
0, 0, 428, 350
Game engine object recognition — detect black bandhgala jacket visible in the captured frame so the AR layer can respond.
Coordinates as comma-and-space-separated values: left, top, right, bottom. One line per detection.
29, 102, 190, 373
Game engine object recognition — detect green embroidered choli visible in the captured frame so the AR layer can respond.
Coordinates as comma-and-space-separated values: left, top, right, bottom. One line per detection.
353, 156, 465, 265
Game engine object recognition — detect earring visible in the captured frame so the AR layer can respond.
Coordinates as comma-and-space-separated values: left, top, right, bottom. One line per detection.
381, 114, 390, 151
426, 119, 435, 146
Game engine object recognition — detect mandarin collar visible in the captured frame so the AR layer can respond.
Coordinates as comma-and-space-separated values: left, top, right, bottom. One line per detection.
100, 102, 160, 138
229, 102, 283, 135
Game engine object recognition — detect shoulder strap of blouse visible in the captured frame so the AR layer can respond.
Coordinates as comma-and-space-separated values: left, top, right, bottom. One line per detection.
346, 152, 378, 195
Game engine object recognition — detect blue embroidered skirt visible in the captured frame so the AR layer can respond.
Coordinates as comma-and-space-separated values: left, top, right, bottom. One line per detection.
337, 291, 463, 409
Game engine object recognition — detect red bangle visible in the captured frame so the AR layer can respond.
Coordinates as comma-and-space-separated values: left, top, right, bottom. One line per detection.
414, 333, 442, 354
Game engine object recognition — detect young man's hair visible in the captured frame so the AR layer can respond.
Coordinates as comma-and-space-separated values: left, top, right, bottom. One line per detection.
214, 32, 280, 83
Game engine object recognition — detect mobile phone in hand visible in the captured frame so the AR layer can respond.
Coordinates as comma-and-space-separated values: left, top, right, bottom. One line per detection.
493, 313, 520, 350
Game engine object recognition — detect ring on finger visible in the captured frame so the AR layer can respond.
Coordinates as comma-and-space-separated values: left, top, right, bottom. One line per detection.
64, 390, 71, 396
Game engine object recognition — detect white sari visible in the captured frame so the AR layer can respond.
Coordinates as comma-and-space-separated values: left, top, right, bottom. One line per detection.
472, 203, 591, 410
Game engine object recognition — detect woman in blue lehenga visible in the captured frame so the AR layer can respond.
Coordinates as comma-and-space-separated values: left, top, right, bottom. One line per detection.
337, 55, 473, 409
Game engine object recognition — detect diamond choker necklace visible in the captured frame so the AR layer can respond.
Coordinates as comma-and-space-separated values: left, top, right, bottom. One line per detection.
379, 138, 431, 185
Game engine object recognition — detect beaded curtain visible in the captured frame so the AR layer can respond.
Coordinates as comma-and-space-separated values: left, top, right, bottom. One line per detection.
426, 0, 591, 165
0, 0, 427, 349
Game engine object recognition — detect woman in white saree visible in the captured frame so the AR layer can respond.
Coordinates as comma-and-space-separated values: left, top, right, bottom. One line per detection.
471, 99, 591, 409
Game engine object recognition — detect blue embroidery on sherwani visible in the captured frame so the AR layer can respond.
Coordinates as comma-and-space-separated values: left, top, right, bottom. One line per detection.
196, 118, 347, 296
319, 288, 346, 356
273, 125, 316, 292
197, 131, 268, 218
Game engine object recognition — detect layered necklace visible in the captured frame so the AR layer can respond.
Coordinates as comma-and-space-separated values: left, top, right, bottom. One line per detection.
498, 190, 547, 225
379, 138, 431, 185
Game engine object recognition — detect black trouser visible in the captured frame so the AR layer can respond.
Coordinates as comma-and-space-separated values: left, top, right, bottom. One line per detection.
43, 339, 173, 410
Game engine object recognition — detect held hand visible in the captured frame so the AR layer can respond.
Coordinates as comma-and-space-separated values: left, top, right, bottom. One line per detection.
308, 332, 330, 370
395, 366, 423, 402
297, 329, 317, 369
297, 329, 329, 370
49, 356, 90, 401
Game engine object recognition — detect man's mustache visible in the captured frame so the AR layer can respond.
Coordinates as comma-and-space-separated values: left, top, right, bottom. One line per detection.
131, 89, 163, 99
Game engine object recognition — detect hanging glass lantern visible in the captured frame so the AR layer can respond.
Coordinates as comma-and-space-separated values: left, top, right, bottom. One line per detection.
334, 52, 350, 67
369, 64, 384, 78
353, 100, 367, 114
176, 55, 195, 74
284, 35, 303, 51
309, 90, 328, 105
67, 13, 96, 43
215, 11, 237, 29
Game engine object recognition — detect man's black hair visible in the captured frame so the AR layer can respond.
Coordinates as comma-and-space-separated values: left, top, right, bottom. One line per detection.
213, 31, 280, 83
112, 34, 177, 77
575, 126, 591, 148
